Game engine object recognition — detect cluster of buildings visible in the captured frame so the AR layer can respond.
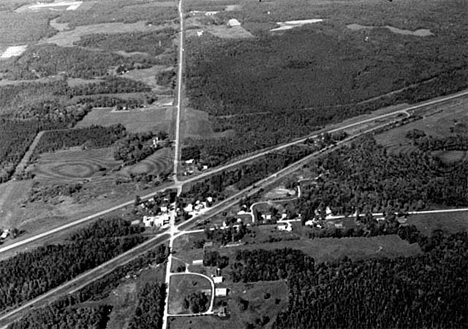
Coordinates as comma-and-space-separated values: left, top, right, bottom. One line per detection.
182, 159, 209, 176
181, 197, 213, 216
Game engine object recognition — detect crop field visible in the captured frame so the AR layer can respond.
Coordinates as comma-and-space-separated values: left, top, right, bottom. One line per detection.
375, 97, 468, 157
407, 211, 468, 237
75, 106, 173, 134
119, 147, 173, 177
168, 274, 212, 314
29, 147, 122, 182
169, 280, 288, 329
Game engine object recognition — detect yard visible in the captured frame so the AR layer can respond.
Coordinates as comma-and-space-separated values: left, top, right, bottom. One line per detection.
407, 211, 468, 236
168, 273, 212, 315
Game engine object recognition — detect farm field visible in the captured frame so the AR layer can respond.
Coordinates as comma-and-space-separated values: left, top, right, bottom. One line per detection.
75, 106, 174, 134
29, 147, 122, 182
169, 280, 288, 329
182, 107, 235, 140
407, 211, 468, 237
119, 147, 173, 178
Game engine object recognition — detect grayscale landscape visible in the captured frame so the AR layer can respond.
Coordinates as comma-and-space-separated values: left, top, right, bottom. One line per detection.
0, 0, 466, 328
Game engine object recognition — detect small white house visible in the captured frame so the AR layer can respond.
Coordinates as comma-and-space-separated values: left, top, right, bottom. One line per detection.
160, 206, 168, 213
184, 204, 194, 212
278, 223, 292, 232
206, 197, 213, 203
185, 159, 195, 164
215, 288, 228, 297
0, 229, 9, 239
213, 276, 223, 284
205, 11, 219, 16
192, 259, 203, 266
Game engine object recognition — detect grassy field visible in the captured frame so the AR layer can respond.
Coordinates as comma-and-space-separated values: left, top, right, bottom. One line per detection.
407, 211, 468, 237
29, 147, 123, 182
168, 274, 212, 314
218, 235, 421, 267
75, 106, 173, 134
182, 107, 235, 140
42, 20, 177, 47
119, 147, 174, 178
375, 96, 468, 156
169, 280, 288, 329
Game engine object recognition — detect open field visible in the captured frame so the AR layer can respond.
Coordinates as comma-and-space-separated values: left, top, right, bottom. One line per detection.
119, 147, 173, 177
0, 11, 56, 47
75, 106, 173, 134
407, 211, 468, 237
169, 280, 288, 329
168, 274, 212, 314
42, 20, 178, 47
56, 0, 178, 28
122, 65, 175, 92
182, 107, 235, 140
375, 96, 468, 156
221, 235, 421, 266
29, 147, 123, 182
15, 1, 83, 13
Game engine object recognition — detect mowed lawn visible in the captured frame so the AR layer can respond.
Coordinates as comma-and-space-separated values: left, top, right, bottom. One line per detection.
169, 280, 289, 329
75, 106, 173, 134
168, 274, 212, 315
407, 211, 468, 236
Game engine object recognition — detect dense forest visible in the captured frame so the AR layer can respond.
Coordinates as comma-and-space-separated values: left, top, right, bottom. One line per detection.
272, 232, 468, 329
297, 135, 468, 218
128, 282, 166, 329
183, 0, 468, 165
67, 217, 143, 241
75, 29, 176, 57
7, 245, 168, 328
8, 305, 113, 329
0, 217, 148, 312
33, 124, 127, 156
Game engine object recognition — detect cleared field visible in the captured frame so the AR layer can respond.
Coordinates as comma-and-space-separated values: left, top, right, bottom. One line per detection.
122, 65, 175, 92
15, 1, 83, 13
182, 107, 234, 139
407, 211, 468, 236
375, 97, 468, 156
0, 11, 56, 46
168, 274, 212, 314
119, 147, 173, 177
0, 180, 33, 228
29, 147, 122, 182
220, 235, 421, 265
41, 20, 177, 47
75, 106, 173, 134
169, 280, 288, 329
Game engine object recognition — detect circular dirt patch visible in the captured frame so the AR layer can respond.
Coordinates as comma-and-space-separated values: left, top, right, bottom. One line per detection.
52, 163, 96, 178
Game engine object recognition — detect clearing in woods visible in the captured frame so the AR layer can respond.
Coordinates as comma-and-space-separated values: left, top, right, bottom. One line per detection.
375, 96, 468, 157
75, 106, 174, 134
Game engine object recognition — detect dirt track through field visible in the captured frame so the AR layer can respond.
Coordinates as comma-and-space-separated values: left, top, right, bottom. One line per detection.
12, 131, 44, 179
